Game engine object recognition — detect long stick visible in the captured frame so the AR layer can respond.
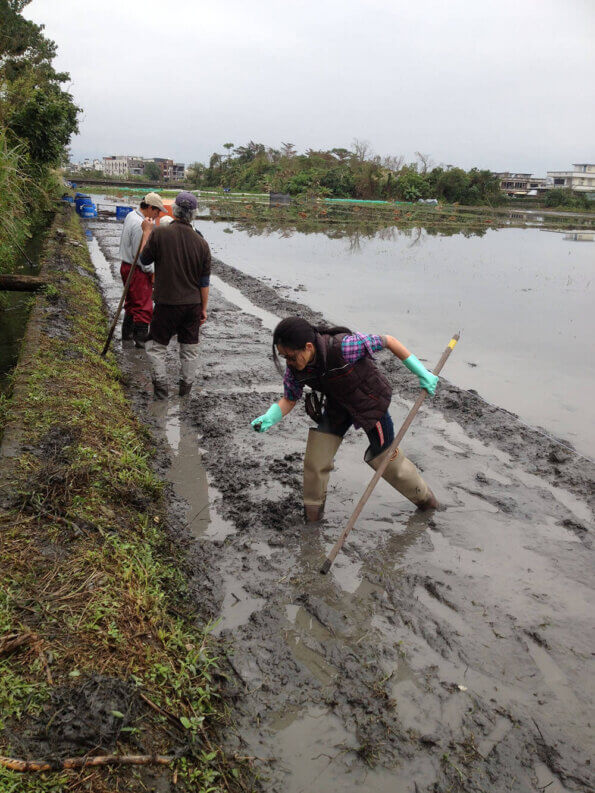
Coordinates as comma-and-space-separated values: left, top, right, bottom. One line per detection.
100, 236, 144, 357
320, 332, 460, 574
0, 754, 173, 772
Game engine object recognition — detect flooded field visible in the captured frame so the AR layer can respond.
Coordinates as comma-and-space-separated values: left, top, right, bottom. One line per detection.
83, 208, 594, 793
199, 220, 595, 459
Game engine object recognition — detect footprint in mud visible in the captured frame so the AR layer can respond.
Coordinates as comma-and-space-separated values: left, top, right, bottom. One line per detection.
414, 583, 468, 636
522, 632, 581, 708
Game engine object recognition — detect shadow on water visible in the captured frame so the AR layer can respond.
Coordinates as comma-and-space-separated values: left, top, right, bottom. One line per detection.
0, 223, 48, 393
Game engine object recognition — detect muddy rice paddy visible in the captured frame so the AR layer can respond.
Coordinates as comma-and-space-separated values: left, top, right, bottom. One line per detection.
85, 211, 594, 793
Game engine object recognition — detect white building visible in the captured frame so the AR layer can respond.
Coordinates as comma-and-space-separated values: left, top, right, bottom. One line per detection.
495, 172, 550, 196
102, 155, 184, 180
547, 164, 595, 192
102, 155, 144, 177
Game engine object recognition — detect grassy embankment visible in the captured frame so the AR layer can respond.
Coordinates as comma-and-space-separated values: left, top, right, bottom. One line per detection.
0, 207, 249, 793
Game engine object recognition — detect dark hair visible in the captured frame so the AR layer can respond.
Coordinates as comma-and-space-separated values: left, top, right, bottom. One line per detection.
272, 316, 351, 375
139, 201, 149, 210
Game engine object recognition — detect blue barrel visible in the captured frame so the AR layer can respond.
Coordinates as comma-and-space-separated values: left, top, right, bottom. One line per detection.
79, 203, 97, 218
75, 195, 92, 213
116, 205, 134, 220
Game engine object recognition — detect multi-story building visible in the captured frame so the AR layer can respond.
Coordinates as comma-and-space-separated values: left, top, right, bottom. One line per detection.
103, 156, 138, 177
547, 164, 595, 193
495, 172, 551, 196
128, 157, 145, 177
145, 157, 174, 180
101, 155, 185, 181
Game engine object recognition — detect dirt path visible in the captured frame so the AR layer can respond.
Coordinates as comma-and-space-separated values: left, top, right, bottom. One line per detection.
88, 218, 594, 793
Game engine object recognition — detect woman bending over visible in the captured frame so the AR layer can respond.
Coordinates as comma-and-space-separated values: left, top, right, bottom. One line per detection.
251, 317, 439, 522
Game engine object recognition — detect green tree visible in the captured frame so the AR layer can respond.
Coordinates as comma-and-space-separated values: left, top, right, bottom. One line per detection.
0, 0, 80, 166
396, 167, 430, 201
544, 188, 590, 210
0, 0, 80, 273
143, 161, 161, 181
186, 161, 205, 188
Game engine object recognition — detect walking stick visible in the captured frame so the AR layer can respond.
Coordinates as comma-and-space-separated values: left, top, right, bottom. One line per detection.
100, 237, 144, 357
320, 331, 460, 574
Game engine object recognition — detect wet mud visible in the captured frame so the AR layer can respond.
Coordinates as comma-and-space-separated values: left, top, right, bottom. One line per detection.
86, 214, 594, 793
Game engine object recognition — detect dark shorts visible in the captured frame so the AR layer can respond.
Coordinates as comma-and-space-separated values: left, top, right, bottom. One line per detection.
149, 303, 201, 346
317, 409, 394, 457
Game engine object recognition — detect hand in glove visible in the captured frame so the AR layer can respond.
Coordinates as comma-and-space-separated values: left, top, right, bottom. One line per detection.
403, 354, 439, 396
251, 403, 283, 432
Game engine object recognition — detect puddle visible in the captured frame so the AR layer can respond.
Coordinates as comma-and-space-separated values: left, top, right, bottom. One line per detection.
268, 704, 416, 793
213, 580, 266, 635
270, 706, 356, 790
210, 273, 280, 330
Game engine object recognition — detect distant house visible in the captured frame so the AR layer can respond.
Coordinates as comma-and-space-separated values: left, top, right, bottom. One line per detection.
103, 155, 142, 177
172, 163, 185, 182
100, 155, 185, 181
145, 157, 174, 181
547, 164, 595, 193
494, 172, 549, 196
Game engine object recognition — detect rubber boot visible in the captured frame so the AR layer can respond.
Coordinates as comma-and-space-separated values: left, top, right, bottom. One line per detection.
133, 322, 149, 348
121, 313, 134, 341
152, 379, 169, 400
365, 446, 438, 510
146, 340, 169, 399
179, 343, 199, 396
303, 429, 343, 522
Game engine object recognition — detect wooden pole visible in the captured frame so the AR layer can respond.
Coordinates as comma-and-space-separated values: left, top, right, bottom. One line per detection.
0, 754, 173, 772
0, 275, 47, 292
320, 332, 460, 574
100, 236, 144, 357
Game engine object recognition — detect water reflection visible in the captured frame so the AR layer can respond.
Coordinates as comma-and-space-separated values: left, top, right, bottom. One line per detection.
0, 224, 46, 392
563, 232, 593, 242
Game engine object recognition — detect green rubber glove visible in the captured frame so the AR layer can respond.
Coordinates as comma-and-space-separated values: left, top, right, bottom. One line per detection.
251, 403, 283, 432
403, 354, 439, 396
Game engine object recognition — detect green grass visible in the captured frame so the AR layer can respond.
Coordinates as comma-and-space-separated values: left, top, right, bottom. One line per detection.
0, 208, 250, 792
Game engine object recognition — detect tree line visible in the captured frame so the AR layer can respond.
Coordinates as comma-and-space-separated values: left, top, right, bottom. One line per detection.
0, 0, 79, 273
186, 141, 506, 205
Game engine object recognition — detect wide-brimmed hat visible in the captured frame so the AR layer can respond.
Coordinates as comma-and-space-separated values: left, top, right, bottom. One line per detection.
143, 192, 167, 213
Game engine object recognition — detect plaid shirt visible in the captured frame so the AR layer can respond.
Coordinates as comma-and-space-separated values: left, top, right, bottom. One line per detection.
283, 333, 385, 401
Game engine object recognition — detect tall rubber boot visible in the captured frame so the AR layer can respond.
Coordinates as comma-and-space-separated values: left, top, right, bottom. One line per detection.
121, 313, 134, 341
145, 339, 169, 399
179, 343, 199, 396
133, 322, 150, 348
303, 429, 343, 522
365, 446, 438, 510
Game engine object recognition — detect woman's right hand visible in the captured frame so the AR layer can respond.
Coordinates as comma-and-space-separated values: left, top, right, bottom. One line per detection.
251, 403, 283, 432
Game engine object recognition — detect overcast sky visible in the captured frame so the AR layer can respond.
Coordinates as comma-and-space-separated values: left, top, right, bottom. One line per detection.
25, 0, 594, 175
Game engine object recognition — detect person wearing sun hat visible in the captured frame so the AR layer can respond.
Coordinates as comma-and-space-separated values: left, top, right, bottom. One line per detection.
139, 191, 211, 398
118, 191, 168, 346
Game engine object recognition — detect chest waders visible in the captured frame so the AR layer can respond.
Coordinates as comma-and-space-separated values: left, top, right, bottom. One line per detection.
298, 332, 437, 521
303, 429, 343, 521
364, 446, 437, 510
